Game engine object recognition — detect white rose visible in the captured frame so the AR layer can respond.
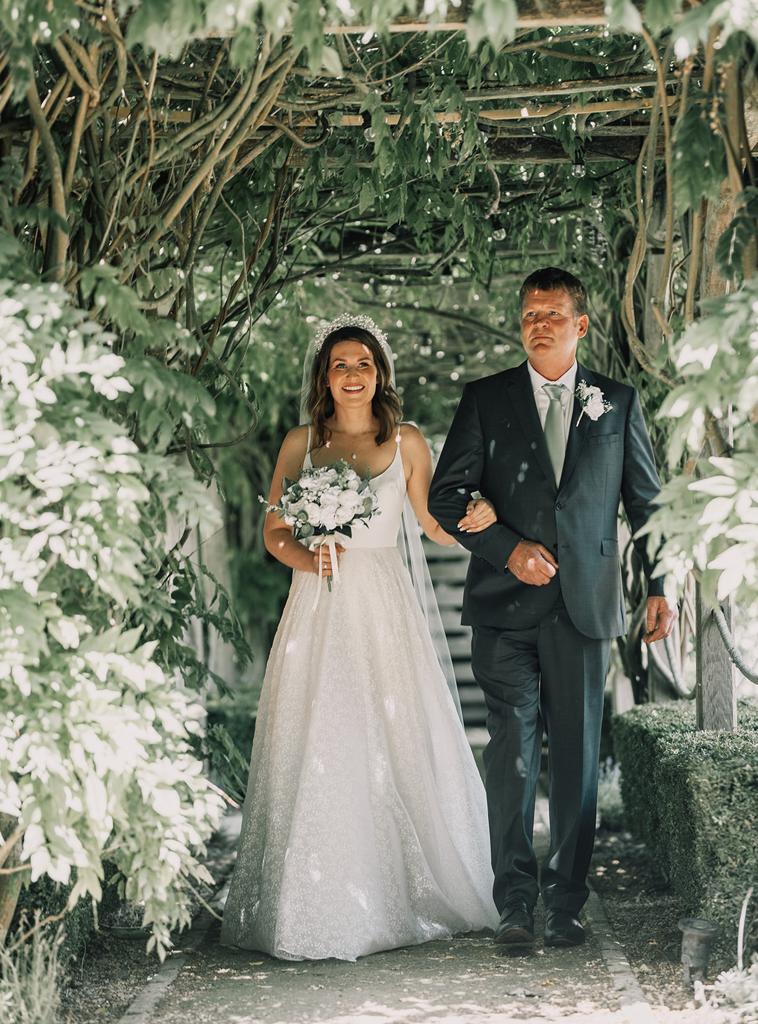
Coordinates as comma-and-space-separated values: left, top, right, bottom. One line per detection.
334, 506, 353, 526
304, 502, 322, 525
585, 393, 607, 420
320, 490, 341, 508
321, 509, 338, 531
339, 488, 362, 509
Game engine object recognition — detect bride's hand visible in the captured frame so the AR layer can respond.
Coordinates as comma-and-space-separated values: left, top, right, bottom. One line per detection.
312, 542, 345, 576
458, 498, 497, 533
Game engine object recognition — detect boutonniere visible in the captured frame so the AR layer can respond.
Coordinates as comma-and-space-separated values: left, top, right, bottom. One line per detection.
575, 381, 613, 426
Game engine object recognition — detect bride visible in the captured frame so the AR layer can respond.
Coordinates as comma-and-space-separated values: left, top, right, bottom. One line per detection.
220, 314, 499, 961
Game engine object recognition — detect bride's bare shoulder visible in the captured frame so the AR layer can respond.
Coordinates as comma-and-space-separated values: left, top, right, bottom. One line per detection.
397, 424, 432, 473
398, 422, 429, 449
274, 426, 311, 475
281, 424, 310, 454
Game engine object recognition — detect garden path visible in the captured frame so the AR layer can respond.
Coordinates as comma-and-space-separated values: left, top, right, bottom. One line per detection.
116, 799, 709, 1024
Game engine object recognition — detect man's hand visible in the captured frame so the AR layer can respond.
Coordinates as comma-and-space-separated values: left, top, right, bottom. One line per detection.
506, 540, 558, 586
643, 596, 677, 644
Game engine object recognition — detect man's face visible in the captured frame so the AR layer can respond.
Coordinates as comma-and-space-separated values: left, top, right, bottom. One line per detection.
520, 287, 589, 365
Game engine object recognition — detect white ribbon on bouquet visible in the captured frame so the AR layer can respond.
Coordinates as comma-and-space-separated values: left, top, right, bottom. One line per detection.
308, 534, 340, 610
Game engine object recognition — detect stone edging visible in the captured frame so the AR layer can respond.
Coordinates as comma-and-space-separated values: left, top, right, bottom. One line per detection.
534, 793, 654, 1015
115, 908, 215, 1024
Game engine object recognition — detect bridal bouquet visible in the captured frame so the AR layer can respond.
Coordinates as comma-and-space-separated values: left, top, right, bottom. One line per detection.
260, 461, 379, 590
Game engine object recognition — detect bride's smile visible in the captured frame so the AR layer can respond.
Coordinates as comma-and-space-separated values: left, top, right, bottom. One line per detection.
328, 341, 378, 405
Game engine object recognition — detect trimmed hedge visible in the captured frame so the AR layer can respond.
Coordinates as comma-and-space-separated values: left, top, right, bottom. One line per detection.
613, 700, 758, 956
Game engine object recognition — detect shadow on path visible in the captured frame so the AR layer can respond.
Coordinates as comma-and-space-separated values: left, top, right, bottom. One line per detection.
126, 803, 683, 1024
152, 918, 628, 1024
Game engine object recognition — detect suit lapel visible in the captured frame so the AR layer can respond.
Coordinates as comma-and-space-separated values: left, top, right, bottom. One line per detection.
505, 361, 557, 491
559, 362, 595, 490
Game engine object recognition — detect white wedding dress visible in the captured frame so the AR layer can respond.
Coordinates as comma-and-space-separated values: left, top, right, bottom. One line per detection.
220, 434, 498, 961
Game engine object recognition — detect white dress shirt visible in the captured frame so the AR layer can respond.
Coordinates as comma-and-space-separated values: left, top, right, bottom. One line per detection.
527, 361, 577, 450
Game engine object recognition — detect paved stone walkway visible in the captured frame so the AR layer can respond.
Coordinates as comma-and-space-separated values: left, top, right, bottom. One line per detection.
149, 924, 630, 1024
116, 799, 708, 1024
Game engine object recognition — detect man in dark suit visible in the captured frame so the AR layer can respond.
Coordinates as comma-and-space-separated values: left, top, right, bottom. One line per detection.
428, 267, 675, 949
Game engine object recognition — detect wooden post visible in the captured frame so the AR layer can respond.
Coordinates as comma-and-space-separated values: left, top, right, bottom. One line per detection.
0, 813, 24, 946
693, 61, 755, 732
695, 586, 737, 731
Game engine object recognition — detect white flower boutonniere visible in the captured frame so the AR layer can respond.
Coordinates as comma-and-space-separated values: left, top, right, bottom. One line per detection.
575, 381, 612, 426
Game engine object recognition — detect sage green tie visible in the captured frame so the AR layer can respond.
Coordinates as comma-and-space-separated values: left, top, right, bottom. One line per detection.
543, 383, 566, 485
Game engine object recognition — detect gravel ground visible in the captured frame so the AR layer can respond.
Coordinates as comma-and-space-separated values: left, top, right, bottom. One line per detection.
151, 918, 624, 1024
590, 828, 735, 1014
60, 929, 160, 1023
56, 807, 737, 1022
58, 822, 239, 1024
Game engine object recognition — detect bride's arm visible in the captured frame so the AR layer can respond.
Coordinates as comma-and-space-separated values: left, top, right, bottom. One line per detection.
263, 427, 342, 574
400, 424, 494, 547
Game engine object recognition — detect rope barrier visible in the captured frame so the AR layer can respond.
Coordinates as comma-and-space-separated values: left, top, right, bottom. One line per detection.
712, 605, 758, 684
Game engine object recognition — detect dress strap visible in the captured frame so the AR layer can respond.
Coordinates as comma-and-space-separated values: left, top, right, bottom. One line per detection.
304, 424, 313, 468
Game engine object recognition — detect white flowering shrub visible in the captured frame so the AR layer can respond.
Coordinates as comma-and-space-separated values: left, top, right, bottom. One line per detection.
0, 279, 225, 958
640, 280, 758, 607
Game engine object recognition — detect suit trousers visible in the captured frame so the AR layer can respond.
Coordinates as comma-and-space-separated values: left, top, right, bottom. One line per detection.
471, 590, 611, 916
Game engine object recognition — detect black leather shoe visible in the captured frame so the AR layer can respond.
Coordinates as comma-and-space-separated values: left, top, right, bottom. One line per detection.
544, 910, 585, 947
494, 902, 535, 947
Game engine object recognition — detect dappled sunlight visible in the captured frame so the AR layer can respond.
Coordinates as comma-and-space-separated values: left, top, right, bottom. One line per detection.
180, 924, 674, 1024
206, 949, 699, 1024
4, 1, 754, 1020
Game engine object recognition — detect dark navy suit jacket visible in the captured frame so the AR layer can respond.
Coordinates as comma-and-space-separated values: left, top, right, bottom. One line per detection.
428, 360, 665, 639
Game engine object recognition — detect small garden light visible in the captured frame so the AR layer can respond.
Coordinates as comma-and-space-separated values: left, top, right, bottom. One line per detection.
678, 917, 720, 985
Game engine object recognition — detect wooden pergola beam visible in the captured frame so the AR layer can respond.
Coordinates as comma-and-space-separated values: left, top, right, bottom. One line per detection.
95, 93, 673, 136
485, 134, 663, 162
298, 249, 558, 267
294, 73, 675, 106
287, 134, 663, 167
325, 0, 642, 33
290, 95, 676, 127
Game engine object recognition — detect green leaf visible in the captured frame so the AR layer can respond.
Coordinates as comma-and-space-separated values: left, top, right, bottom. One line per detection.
292, 0, 323, 72
672, 101, 726, 214
359, 180, 375, 214
125, 0, 203, 58
644, 0, 682, 35
605, 0, 643, 34
688, 476, 737, 497
467, 0, 518, 51
715, 187, 758, 285
669, 0, 721, 60
81, 264, 151, 337
321, 45, 342, 77
11, 203, 70, 234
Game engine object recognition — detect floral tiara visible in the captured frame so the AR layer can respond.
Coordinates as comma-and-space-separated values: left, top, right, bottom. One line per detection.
313, 313, 390, 355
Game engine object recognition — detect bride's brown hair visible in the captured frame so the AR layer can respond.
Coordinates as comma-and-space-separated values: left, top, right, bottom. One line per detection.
307, 326, 402, 451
